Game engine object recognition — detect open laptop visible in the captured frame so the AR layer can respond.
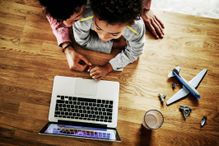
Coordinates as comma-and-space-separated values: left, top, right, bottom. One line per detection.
39, 76, 121, 142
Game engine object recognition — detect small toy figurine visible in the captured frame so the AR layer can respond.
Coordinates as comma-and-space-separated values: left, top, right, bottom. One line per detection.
200, 116, 207, 128
179, 105, 192, 120
158, 93, 166, 105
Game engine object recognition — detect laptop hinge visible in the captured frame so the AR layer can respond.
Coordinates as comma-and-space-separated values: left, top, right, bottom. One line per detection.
57, 120, 108, 128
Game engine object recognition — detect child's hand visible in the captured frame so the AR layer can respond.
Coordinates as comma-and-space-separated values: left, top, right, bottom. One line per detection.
64, 47, 92, 72
89, 63, 113, 80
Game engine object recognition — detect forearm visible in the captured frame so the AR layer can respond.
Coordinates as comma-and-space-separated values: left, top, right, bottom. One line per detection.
46, 15, 71, 46
143, 0, 152, 11
109, 46, 143, 71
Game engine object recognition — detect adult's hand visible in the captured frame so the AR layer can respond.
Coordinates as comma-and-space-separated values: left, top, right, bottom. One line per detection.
142, 10, 165, 39
64, 47, 92, 72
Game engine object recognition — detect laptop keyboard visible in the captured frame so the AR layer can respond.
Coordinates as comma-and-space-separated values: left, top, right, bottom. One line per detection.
54, 95, 113, 122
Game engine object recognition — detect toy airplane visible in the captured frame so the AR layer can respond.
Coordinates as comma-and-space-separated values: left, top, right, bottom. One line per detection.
166, 66, 208, 106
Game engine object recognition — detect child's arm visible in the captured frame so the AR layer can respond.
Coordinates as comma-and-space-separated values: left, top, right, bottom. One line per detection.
109, 19, 145, 71
73, 20, 113, 54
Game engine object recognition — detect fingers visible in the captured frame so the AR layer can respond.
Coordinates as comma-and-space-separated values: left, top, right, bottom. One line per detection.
143, 10, 165, 39
70, 64, 88, 72
151, 19, 164, 38
152, 18, 164, 35
79, 55, 92, 66
155, 16, 165, 29
91, 73, 102, 80
146, 21, 159, 39
89, 67, 102, 80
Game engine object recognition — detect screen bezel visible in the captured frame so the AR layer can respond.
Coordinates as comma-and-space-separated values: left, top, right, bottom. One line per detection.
39, 122, 121, 142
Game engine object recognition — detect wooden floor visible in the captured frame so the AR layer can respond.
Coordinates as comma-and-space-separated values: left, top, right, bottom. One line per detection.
0, 0, 219, 146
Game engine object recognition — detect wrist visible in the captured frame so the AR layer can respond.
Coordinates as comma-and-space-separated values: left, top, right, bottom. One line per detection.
64, 46, 75, 55
61, 42, 73, 52
105, 63, 113, 73
143, 0, 151, 11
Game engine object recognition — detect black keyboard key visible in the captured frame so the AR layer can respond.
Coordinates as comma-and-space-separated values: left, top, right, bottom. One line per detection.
106, 108, 112, 112
57, 100, 64, 103
78, 97, 96, 103
60, 96, 64, 100
107, 112, 112, 115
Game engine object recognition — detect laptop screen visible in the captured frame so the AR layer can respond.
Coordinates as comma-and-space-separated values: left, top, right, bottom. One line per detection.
39, 122, 121, 142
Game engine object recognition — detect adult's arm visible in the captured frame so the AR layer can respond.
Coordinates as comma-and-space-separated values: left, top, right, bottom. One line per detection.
141, 0, 165, 39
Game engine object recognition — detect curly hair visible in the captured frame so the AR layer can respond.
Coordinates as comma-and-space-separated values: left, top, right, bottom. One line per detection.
90, 0, 142, 25
39, 0, 86, 21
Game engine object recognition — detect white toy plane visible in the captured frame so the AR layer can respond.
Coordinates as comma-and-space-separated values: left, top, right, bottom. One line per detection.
166, 67, 208, 106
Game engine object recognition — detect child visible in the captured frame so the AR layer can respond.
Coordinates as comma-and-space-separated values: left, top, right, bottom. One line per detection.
73, 0, 145, 80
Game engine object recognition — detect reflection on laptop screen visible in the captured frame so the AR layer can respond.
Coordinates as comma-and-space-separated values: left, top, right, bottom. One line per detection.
44, 123, 116, 141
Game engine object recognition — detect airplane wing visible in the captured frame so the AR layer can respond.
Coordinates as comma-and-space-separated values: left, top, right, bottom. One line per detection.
166, 69, 208, 105
188, 69, 208, 88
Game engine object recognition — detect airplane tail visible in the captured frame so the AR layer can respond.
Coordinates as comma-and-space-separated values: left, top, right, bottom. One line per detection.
168, 66, 181, 78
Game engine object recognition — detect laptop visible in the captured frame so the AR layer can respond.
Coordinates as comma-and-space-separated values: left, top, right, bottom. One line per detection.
39, 76, 121, 142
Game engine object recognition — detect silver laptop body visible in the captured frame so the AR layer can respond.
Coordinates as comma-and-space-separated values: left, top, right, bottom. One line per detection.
39, 76, 121, 142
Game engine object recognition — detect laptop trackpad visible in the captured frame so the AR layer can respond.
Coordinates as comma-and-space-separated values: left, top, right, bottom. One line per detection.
75, 79, 97, 96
